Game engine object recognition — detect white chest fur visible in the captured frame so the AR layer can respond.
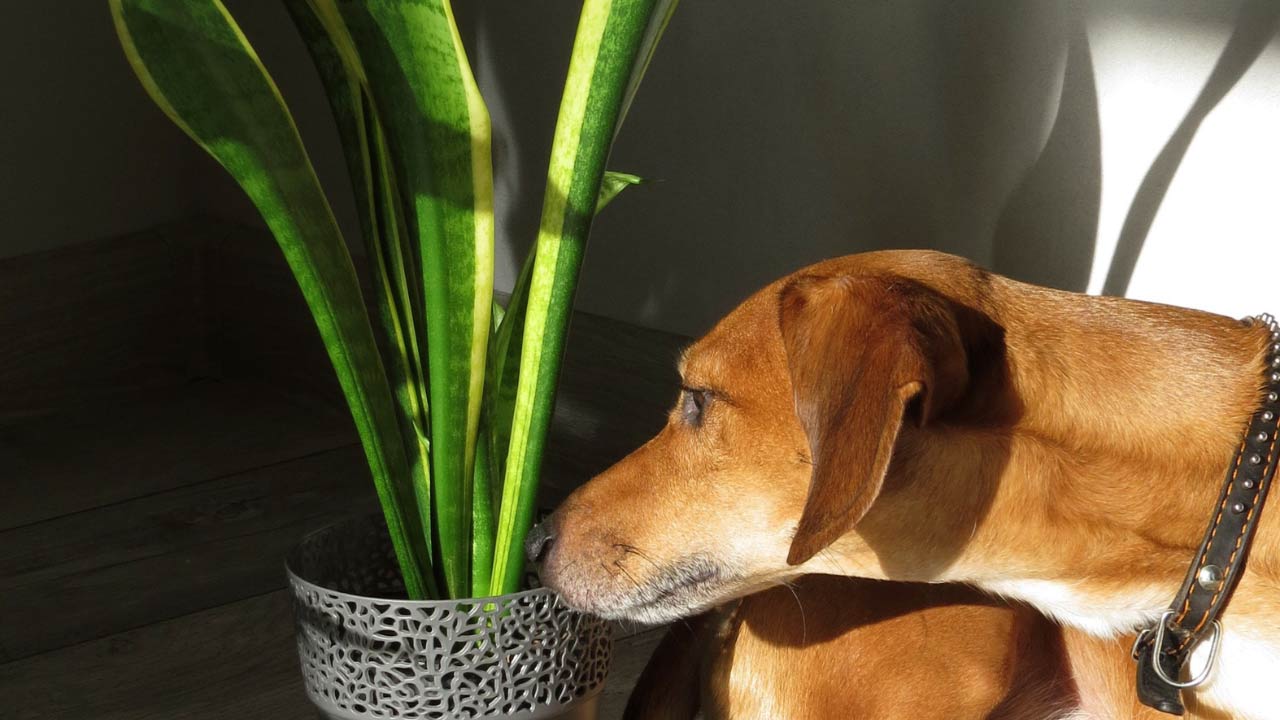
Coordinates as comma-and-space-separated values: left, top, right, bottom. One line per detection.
1191, 624, 1280, 720
979, 578, 1280, 719
977, 578, 1165, 637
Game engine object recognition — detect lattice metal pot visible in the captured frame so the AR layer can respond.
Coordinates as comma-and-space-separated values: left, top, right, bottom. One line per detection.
286, 515, 612, 720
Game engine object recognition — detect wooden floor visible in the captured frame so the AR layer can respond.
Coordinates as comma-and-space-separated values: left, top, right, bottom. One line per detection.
0, 222, 685, 719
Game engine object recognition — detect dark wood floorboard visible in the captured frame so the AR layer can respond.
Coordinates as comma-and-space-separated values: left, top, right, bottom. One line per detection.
0, 588, 665, 720
0, 378, 354, 530
0, 591, 311, 720
0, 222, 207, 421
0, 444, 373, 662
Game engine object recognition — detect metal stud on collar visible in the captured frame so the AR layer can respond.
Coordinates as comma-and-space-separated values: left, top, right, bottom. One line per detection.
1133, 312, 1279, 714
1196, 564, 1223, 589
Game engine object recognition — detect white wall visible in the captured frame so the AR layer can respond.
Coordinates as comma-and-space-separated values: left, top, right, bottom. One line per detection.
6, 1, 1277, 335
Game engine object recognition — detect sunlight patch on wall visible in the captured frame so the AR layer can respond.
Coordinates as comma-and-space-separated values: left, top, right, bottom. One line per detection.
1085, 3, 1280, 318
1126, 49, 1280, 318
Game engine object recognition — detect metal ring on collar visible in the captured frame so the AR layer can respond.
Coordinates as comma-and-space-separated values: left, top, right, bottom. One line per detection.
1151, 610, 1223, 689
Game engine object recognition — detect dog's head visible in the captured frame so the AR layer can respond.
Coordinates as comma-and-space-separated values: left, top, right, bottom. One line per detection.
535, 253, 1003, 622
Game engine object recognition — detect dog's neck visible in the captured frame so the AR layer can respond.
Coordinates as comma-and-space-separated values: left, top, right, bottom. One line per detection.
824, 289, 1277, 633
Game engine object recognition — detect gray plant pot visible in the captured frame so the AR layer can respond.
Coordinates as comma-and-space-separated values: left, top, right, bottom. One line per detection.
286, 515, 612, 720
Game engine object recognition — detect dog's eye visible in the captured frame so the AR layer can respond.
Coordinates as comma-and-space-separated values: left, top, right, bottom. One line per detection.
680, 388, 709, 426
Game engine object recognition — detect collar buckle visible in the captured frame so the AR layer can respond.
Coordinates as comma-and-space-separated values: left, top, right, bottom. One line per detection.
1148, 610, 1223, 689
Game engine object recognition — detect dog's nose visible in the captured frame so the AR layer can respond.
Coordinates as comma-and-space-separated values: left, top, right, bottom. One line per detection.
524, 522, 556, 564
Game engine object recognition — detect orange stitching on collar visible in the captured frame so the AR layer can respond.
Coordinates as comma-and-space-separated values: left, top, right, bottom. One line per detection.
1172, 428, 1278, 653
1174, 440, 1246, 626
1191, 427, 1278, 634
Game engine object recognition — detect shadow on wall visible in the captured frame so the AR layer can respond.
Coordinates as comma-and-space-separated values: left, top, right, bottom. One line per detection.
457, 1, 581, 297
1101, 0, 1280, 297
990, 11, 1101, 293
461, 1, 1276, 338
468, 0, 1080, 337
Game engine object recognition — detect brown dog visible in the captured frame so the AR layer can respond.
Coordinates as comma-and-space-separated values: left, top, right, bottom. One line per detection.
622, 576, 1182, 719
623, 576, 1074, 720
536, 251, 1277, 718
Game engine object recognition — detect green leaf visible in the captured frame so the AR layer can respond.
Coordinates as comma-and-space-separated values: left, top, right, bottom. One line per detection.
483, 254, 532, 499
110, 0, 431, 597
470, 411, 496, 597
491, 0, 679, 595
596, 171, 646, 214
339, 1, 495, 598
285, 0, 439, 597
369, 109, 439, 598
484, 170, 636, 496
491, 299, 507, 328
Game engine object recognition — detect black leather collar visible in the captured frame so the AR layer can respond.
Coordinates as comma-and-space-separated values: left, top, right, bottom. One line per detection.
1132, 314, 1280, 715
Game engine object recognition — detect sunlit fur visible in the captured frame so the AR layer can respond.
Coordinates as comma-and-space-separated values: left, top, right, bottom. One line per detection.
626, 576, 1078, 720
541, 250, 1277, 719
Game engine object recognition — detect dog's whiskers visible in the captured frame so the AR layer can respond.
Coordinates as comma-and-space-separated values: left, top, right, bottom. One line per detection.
614, 541, 673, 599
614, 558, 643, 591
614, 543, 664, 573
780, 579, 809, 645
818, 547, 854, 578
560, 558, 581, 577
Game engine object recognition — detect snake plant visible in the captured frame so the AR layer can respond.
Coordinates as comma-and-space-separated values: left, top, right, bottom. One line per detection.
110, 0, 677, 599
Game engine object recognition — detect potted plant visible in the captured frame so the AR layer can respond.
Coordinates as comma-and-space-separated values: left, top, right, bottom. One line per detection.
110, 0, 676, 717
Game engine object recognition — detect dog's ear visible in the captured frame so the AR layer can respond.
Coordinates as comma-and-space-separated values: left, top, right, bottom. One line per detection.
780, 274, 970, 566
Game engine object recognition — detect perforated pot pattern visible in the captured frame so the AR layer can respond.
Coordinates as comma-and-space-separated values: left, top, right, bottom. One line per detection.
287, 515, 611, 720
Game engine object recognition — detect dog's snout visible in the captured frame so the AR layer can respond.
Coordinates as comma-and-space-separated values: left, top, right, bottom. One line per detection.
524, 521, 556, 564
